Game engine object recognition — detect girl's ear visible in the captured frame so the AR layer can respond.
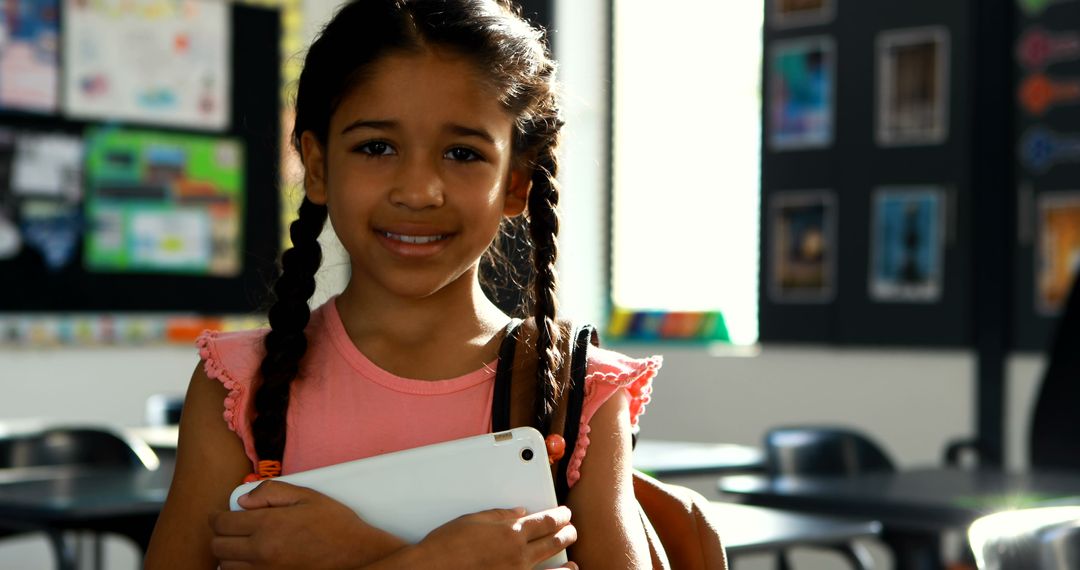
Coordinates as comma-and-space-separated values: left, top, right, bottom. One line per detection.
503, 168, 533, 217
300, 131, 328, 205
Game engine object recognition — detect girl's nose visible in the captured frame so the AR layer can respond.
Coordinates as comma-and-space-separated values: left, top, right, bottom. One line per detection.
389, 159, 445, 210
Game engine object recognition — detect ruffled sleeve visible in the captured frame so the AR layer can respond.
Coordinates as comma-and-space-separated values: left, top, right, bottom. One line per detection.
565, 346, 661, 488
195, 328, 268, 470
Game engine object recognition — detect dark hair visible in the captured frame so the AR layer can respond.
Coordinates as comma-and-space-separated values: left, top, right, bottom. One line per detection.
254, 0, 565, 467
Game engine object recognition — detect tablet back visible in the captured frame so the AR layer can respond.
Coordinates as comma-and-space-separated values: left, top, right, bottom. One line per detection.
229, 427, 566, 567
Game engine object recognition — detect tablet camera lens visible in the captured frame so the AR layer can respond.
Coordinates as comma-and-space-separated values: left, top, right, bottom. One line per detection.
521, 447, 534, 462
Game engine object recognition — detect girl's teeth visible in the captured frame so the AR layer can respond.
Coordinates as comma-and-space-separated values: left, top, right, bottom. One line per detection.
384, 232, 445, 244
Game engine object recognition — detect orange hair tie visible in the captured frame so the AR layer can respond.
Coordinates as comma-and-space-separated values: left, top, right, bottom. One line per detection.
242, 460, 283, 483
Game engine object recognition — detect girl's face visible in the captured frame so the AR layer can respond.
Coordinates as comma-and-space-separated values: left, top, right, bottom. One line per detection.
301, 48, 530, 302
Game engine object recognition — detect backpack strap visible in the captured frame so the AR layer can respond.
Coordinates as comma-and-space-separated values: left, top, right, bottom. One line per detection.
491, 318, 523, 433
491, 319, 589, 503
552, 324, 597, 503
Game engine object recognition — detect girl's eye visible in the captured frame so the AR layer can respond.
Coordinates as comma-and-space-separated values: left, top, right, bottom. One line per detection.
445, 147, 482, 162
355, 141, 395, 156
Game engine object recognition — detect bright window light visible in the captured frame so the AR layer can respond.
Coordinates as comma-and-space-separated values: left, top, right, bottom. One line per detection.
612, 1, 763, 345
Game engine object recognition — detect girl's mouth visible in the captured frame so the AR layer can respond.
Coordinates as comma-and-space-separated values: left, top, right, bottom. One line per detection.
379, 231, 449, 244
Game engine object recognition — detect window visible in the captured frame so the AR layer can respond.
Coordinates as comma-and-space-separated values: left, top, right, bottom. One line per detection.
611, 1, 763, 345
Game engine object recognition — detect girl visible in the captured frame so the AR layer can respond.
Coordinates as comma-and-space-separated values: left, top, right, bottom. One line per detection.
145, 1, 659, 568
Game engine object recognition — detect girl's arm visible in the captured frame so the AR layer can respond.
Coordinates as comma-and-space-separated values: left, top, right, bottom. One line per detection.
146, 363, 406, 569
145, 363, 256, 568
564, 388, 652, 569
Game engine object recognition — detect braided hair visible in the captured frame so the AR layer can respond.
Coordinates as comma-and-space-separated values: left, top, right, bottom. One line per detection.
254, 0, 564, 467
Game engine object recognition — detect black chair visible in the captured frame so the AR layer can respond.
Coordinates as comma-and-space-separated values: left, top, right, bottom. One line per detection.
763, 425, 891, 570
946, 274, 1080, 470
0, 426, 160, 569
968, 506, 1080, 569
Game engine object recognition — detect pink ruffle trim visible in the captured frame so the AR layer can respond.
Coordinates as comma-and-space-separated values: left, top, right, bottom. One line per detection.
196, 330, 243, 433
565, 355, 660, 488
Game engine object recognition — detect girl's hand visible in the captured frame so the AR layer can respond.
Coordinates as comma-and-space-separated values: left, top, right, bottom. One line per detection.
411, 506, 577, 570
209, 480, 406, 569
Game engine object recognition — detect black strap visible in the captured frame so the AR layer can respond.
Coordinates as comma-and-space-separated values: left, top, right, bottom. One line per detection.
491, 319, 522, 433
554, 325, 595, 504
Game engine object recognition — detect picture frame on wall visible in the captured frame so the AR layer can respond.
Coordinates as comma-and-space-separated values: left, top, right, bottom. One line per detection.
877, 26, 950, 146
769, 190, 836, 303
869, 186, 946, 303
770, 0, 836, 29
769, 36, 835, 151
1036, 192, 1080, 315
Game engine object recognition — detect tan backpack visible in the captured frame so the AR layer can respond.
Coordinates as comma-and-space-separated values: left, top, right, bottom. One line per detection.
491, 320, 728, 570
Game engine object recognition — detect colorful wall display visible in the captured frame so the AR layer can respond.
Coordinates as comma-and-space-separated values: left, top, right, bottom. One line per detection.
876, 27, 950, 146
82, 128, 244, 276
0, 128, 84, 270
1036, 192, 1080, 314
769, 0, 835, 29
0, 0, 60, 113
769, 36, 835, 151
769, 190, 835, 303
62, 0, 230, 130
869, 187, 946, 303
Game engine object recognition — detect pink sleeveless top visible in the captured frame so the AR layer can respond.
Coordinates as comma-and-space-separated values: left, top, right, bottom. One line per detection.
196, 299, 660, 487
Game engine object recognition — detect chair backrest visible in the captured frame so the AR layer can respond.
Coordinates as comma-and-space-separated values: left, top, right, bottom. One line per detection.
764, 426, 896, 478
0, 427, 159, 471
1030, 275, 1080, 471
969, 507, 1080, 570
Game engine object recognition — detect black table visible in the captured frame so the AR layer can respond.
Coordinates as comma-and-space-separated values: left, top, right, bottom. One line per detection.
718, 467, 1080, 570
0, 465, 171, 570
710, 501, 881, 557
633, 440, 765, 477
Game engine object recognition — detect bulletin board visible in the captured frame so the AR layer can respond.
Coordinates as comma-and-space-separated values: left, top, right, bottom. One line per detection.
0, 3, 281, 314
1013, 1, 1080, 351
758, 0, 974, 347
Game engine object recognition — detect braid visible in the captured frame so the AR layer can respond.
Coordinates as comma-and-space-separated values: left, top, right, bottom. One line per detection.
252, 197, 327, 464
527, 145, 562, 432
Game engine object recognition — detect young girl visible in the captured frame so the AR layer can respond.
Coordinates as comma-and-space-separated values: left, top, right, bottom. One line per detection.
145, 1, 660, 568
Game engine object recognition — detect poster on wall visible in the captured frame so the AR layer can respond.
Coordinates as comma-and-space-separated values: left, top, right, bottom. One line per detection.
82, 128, 244, 276
770, 0, 835, 29
869, 186, 946, 303
1036, 192, 1080, 315
877, 27, 950, 146
62, 0, 230, 130
769, 36, 835, 151
0, 0, 60, 113
769, 190, 835, 303
0, 129, 84, 270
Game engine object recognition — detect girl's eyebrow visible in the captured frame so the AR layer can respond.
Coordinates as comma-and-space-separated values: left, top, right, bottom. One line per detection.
341, 119, 396, 135
340, 119, 497, 146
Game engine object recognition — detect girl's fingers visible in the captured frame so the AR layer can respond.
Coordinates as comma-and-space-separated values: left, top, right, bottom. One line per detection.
526, 522, 577, 562
516, 506, 572, 540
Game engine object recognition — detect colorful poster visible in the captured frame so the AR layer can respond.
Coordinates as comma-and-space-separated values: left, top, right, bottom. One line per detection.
869, 187, 946, 302
0, 0, 60, 113
769, 36, 834, 151
0, 130, 83, 270
83, 128, 244, 276
770, 0, 835, 29
770, 190, 835, 302
877, 27, 950, 146
62, 0, 230, 130
1036, 193, 1080, 314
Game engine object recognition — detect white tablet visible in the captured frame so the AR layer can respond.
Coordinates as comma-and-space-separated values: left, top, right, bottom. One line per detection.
230, 427, 567, 568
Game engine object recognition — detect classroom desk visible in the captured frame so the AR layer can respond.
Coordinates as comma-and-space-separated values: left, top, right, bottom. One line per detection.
0, 461, 880, 569
718, 467, 1080, 570
632, 440, 766, 477
0, 465, 170, 570
711, 501, 881, 558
